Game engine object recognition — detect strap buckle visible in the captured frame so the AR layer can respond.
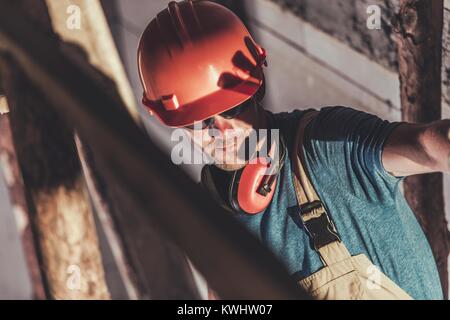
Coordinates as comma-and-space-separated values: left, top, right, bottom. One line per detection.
299, 201, 341, 251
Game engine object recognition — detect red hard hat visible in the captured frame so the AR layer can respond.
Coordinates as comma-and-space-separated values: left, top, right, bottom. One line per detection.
137, 0, 267, 127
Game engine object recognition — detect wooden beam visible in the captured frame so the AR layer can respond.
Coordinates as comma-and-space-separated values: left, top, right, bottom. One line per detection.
44, 0, 139, 123
397, 0, 449, 298
75, 135, 140, 299
0, 114, 46, 299
41, 0, 201, 299
0, 0, 199, 300
0, 35, 44, 299
76, 136, 200, 299
0, 54, 110, 299
0, 1, 309, 300
0, 0, 109, 299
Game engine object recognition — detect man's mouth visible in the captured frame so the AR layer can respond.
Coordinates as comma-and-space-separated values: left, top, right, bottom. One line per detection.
219, 142, 237, 150
213, 139, 238, 151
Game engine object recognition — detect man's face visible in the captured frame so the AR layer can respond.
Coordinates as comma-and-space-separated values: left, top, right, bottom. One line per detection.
183, 100, 264, 171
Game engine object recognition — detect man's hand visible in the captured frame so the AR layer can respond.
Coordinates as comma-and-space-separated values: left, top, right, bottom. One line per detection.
382, 119, 450, 177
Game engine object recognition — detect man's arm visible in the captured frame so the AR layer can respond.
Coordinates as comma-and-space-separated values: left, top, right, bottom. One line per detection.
382, 119, 450, 177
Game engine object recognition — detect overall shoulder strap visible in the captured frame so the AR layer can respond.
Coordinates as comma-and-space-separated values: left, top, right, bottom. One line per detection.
292, 110, 320, 205
292, 110, 351, 266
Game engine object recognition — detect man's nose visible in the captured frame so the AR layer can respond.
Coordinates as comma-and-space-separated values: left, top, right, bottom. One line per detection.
211, 116, 232, 133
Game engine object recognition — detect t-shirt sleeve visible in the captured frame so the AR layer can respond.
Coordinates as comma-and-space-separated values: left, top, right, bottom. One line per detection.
306, 106, 404, 187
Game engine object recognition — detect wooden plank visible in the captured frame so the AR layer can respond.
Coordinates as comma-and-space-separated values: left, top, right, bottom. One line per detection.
42, 0, 201, 299
75, 135, 140, 300
0, 0, 109, 299
0, 0, 111, 300
76, 136, 200, 299
44, 0, 139, 123
0, 1, 309, 300
0, 113, 47, 299
0, 53, 110, 299
397, 0, 449, 298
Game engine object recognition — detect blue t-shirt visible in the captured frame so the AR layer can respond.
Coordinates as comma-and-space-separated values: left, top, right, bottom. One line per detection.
235, 106, 443, 300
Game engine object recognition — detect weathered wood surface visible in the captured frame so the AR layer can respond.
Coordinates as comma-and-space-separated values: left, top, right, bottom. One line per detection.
397, 0, 449, 297
44, 0, 139, 122
0, 1, 310, 300
76, 136, 200, 299
0, 54, 110, 299
0, 113, 47, 299
0, 0, 109, 299
44, 0, 201, 299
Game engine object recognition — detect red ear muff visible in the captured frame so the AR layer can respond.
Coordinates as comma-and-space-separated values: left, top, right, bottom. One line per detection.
230, 157, 277, 215
228, 130, 286, 215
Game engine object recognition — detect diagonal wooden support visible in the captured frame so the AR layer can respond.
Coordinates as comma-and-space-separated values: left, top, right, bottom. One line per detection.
0, 0, 202, 300
42, 0, 201, 299
0, 1, 309, 300
44, 0, 139, 122
76, 136, 200, 299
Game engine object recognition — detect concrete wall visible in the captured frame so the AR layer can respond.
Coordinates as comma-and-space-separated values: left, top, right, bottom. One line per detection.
244, 0, 400, 116
269, 0, 450, 117
269, 0, 400, 71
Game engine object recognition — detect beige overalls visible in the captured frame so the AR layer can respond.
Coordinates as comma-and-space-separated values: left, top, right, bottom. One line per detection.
292, 111, 413, 300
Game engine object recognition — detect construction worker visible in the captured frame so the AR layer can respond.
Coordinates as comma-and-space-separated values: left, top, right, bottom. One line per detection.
138, 0, 449, 300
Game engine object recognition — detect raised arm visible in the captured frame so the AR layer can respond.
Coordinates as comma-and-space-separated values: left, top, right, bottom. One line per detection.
382, 119, 450, 177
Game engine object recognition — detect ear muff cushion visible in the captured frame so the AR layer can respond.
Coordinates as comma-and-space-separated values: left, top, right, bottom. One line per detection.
235, 158, 277, 215
202, 127, 286, 215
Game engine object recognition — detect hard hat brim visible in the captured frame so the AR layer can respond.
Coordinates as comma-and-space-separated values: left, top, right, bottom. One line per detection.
147, 70, 263, 128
